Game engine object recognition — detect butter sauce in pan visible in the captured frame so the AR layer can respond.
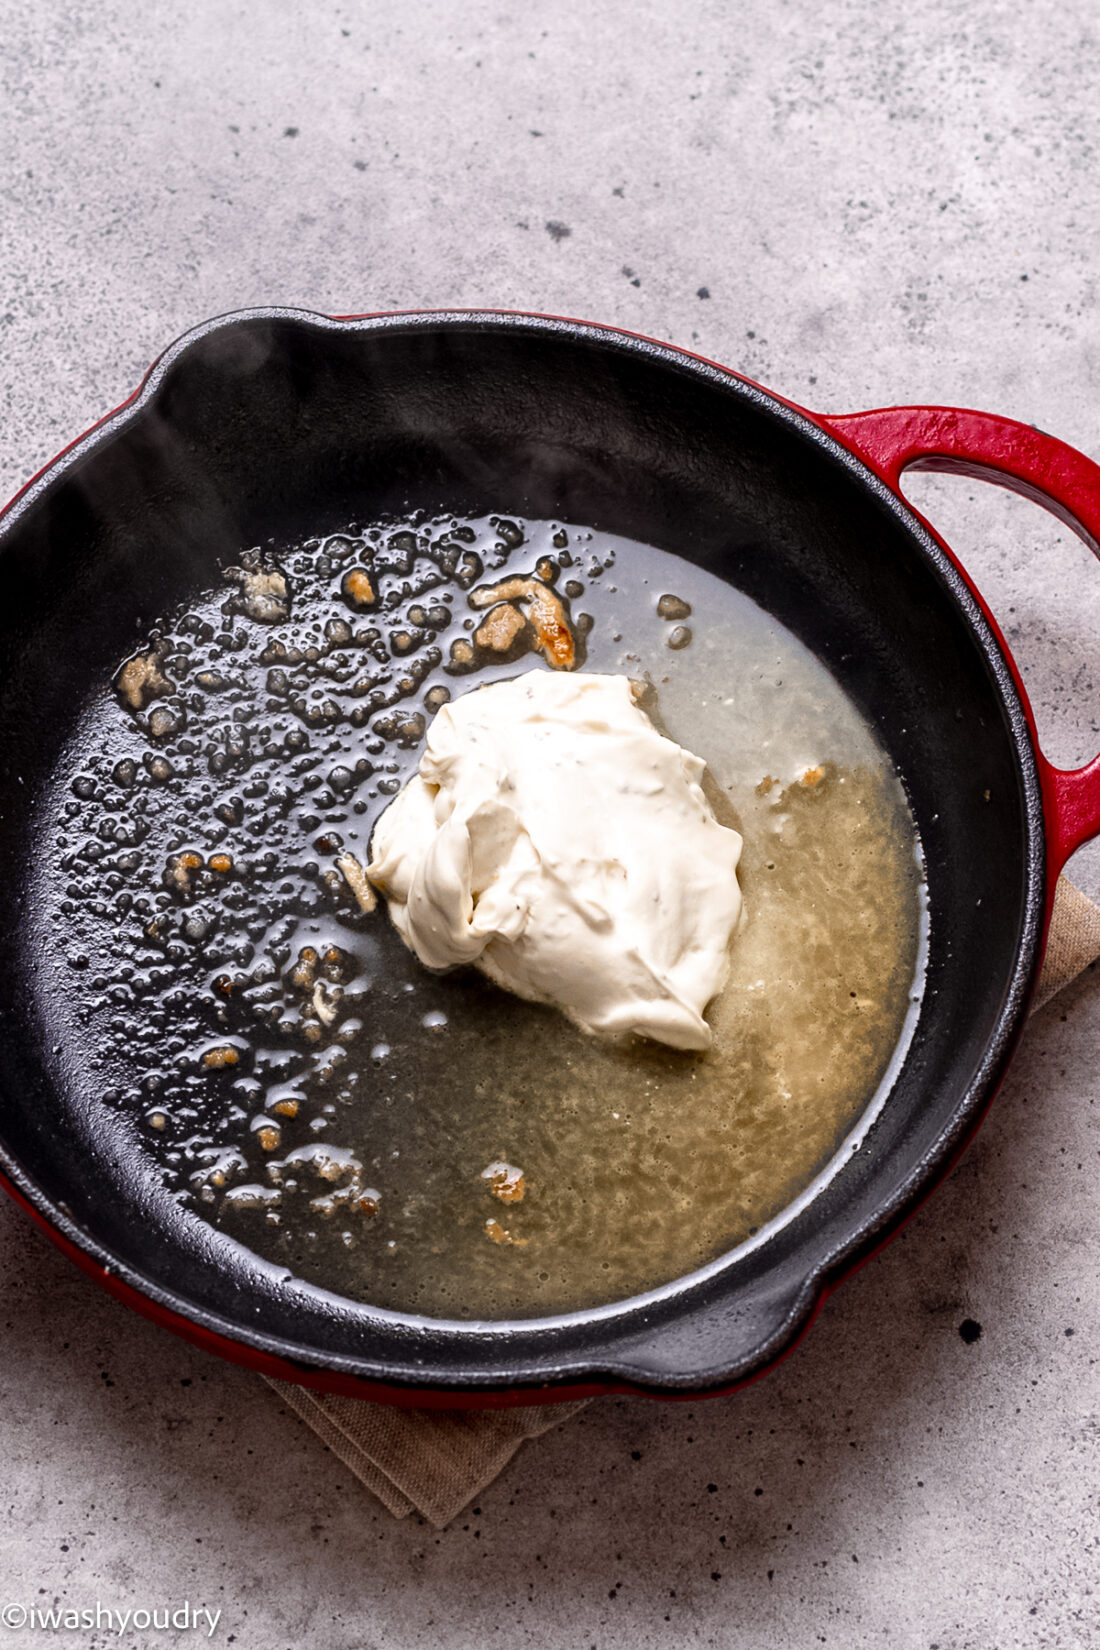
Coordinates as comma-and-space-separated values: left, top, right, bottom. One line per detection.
34, 516, 925, 1319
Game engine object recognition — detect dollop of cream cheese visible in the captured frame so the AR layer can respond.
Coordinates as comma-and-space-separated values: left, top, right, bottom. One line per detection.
366, 671, 743, 1051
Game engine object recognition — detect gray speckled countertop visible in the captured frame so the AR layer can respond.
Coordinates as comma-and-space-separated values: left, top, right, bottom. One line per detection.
2, 3, 1100, 1645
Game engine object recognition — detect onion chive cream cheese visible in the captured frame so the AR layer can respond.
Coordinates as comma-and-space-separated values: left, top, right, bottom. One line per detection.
366, 671, 744, 1051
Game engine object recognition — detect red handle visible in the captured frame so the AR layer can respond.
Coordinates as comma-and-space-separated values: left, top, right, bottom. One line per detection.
819, 405, 1100, 877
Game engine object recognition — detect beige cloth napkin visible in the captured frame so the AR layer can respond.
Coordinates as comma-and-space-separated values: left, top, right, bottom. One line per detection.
268, 875, 1100, 1527
1031, 876, 1100, 1009
269, 1383, 588, 1526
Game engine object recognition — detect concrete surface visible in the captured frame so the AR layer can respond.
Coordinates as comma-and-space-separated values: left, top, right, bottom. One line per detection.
2, 1, 1100, 1645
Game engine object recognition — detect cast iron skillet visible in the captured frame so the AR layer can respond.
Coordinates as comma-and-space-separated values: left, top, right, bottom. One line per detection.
1, 309, 1099, 1408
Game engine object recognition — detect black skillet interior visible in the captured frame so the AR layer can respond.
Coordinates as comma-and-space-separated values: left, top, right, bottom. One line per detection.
0, 311, 1043, 1394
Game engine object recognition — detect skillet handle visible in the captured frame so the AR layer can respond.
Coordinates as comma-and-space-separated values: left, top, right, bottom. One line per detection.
820, 405, 1100, 876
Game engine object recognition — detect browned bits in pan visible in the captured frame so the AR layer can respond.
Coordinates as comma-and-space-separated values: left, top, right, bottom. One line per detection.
340, 567, 377, 610
335, 852, 377, 913
468, 574, 578, 670
454, 550, 483, 588
147, 706, 182, 740
267, 1148, 382, 1219
164, 850, 204, 898
481, 1161, 526, 1204
473, 602, 531, 657
202, 1046, 240, 1070
259, 637, 291, 666
289, 946, 319, 991
310, 980, 343, 1026
321, 945, 357, 983
115, 644, 173, 711
223, 559, 290, 624
447, 637, 476, 673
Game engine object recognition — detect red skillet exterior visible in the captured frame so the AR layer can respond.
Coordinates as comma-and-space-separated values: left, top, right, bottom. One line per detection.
2, 311, 1099, 1407
818, 404, 1100, 897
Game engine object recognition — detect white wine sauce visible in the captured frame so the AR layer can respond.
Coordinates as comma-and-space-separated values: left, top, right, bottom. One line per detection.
34, 515, 925, 1318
